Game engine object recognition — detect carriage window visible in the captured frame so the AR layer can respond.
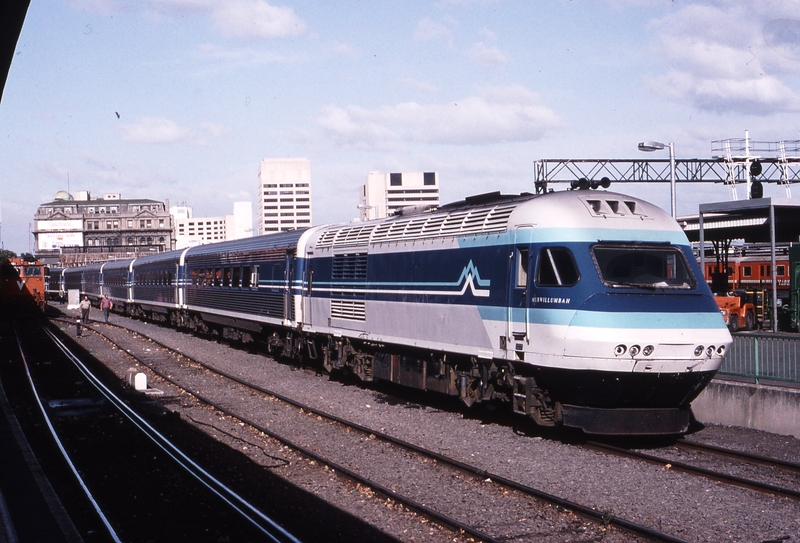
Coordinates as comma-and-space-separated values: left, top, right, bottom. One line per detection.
516, 248, 529, 287
223, 267, 231, 287
592, 244, 695, 289
232, 266, 241, 288
214, 268, 222, 287
241, 266, 251, 288
536, 247, 579, 287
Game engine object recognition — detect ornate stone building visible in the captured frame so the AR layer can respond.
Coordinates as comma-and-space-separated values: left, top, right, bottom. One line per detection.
33, 191, 173, 266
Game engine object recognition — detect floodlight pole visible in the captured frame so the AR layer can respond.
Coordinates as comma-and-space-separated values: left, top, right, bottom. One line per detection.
638, 141, 676, 219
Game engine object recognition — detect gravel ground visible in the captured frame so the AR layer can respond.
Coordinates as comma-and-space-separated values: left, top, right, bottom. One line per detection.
58, 309, 800, 542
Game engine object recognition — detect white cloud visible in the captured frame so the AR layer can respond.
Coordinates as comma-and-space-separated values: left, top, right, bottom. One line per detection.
414, 17, 454, 47
211, 0, 306, 39
133, 0, 306, 39
763, 18, 800, 62
644, 3, 800, 114
332, 41, 357, 57
399, 77, 439, 93
316, 84, 561, 149
649, 71, 800, 115
118, 117, 228, 146
466, 41, 510, 68
479, 28, 496, 41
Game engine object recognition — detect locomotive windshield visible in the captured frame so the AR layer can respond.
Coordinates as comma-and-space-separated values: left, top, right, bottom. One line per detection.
592, 243, 696, 289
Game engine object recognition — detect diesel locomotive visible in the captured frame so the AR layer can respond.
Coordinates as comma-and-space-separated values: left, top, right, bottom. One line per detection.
62, 189, 731, 435
1, 257, 46, 310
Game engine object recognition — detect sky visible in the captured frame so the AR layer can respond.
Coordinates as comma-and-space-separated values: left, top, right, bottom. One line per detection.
2, 0, 800, 254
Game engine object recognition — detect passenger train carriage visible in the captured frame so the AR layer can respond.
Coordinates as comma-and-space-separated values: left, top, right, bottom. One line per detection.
63, 190, 731, 435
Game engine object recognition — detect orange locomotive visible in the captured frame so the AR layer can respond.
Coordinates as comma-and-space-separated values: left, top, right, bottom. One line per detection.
0, 257, 47, 311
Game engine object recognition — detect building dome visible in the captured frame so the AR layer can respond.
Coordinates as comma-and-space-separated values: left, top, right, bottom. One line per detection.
54, 190, 73, 201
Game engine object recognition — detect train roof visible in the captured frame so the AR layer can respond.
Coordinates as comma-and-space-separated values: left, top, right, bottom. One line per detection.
312, 189, 683, 250
184, 229, 310, 258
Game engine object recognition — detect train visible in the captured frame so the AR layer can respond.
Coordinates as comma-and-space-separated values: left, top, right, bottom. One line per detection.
704, 255, 789, 296
1, 257, 47, 310
701, 247, 794, 330
59, 189, 732, 436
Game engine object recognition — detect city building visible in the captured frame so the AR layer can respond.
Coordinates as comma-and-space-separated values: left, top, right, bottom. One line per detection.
172, 201, 253, 249
257, 158, 312, 233
357, 171, 440, 221
33, 191, 173, 265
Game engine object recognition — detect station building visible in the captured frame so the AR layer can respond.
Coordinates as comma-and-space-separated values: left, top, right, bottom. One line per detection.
33, 191, 173, 266
357, 171, 440, 221
257, 158, 312, 234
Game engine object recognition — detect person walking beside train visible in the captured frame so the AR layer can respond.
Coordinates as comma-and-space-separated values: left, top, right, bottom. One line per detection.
100, 294, 112, 323
79, 295, 91, 322
77, 295, 91, 337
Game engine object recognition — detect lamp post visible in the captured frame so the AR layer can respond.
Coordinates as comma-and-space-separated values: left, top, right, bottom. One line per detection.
357, 203, 374, 221
638, 141, 676, 219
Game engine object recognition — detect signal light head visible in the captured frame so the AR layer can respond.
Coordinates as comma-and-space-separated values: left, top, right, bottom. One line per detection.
571, 177, 611, 191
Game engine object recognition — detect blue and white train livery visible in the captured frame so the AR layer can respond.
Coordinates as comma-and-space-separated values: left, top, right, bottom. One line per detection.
63, 189, 731, 435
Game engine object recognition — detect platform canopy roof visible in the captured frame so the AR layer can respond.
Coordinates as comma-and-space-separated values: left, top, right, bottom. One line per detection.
679, 197, 800, 332
680, 198, 800, 244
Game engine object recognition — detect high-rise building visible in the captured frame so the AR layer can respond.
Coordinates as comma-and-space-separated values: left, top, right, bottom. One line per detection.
171, 202, 253, 249
358, 171, 440, 221
257, 158, 312, 233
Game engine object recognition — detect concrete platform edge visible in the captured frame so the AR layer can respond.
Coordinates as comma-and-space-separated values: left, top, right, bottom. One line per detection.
692, 379, 800, 439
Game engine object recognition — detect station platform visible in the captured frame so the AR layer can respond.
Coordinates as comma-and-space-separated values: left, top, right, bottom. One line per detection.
0, 377, 84, 543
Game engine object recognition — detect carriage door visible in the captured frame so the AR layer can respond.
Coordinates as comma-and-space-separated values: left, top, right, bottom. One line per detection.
508, 230, 533, 352
285, 251, 295, 322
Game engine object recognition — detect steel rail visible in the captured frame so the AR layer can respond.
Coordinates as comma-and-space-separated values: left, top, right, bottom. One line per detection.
74, 317, 692, 543
12, 324, 123, 543
66, 319, 503, 543
585, 441, 800, 501
676, 438, 800, 474
39, 323, 303, 543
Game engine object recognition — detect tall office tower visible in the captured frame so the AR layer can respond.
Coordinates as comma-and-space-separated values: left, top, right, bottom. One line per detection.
358, 171, 439, 221
257, 158, 312, 234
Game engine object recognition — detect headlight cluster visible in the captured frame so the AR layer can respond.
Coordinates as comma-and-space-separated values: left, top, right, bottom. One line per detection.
614, 344, 655, 358
614, 343, 726, 358
694, 345, 726, 358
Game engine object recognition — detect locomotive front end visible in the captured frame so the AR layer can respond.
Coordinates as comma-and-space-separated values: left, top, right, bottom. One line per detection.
511, 192, 732, 435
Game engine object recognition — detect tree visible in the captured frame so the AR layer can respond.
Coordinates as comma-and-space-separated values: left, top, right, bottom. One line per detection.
0, 249, 17, 263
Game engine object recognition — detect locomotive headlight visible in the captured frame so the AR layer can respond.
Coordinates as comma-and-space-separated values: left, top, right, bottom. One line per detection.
614, 344, 627, 356
706, 346, 715, 358
629, 345, 641, 357
694, 345, 704, 357
717, 345, 726, 356
642, 345, 654, 357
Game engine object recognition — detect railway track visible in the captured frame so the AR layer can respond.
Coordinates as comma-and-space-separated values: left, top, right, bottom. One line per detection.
582, 437, 800, 501
59, 316, 696, 543
11, 318, 303, 543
